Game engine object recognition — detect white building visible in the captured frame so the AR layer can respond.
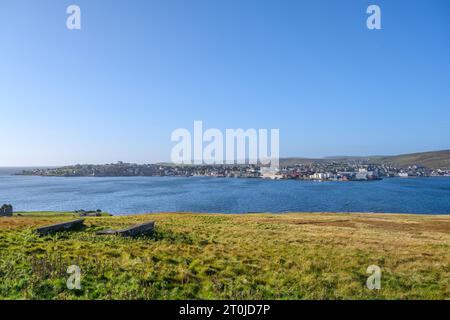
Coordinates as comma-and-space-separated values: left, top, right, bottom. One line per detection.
260, 167, 282, 180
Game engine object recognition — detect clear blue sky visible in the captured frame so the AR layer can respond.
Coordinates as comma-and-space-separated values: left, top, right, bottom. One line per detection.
1, 0, 449, 166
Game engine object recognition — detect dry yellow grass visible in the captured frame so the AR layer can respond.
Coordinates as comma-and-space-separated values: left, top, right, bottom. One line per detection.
0, 212, 449, 299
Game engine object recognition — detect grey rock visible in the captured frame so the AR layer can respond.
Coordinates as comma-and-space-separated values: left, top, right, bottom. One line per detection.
97, 221, 155, 237
35, 219, 85, 235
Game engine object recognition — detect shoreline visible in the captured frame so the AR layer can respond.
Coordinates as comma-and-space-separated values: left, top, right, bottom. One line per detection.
10, 210, 450, 217
11, 173, 450, 179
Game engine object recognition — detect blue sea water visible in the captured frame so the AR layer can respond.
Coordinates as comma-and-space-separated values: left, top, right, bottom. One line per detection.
0, 169, 449, 215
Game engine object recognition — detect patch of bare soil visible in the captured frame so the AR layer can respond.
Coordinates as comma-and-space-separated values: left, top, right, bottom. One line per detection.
357, 219, 450, 234
258, 218, 356, 228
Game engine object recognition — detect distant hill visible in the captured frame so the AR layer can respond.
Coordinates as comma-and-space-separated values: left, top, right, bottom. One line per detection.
370, 149, 450, 169
280, 149, 450, 169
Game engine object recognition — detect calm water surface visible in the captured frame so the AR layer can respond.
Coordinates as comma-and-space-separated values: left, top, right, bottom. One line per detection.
0, 169, 449, 215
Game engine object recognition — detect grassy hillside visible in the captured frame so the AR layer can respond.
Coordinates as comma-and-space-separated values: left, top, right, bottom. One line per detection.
0, 212, 449, 299
373, 149, 450, 169
280, 149, 450, 169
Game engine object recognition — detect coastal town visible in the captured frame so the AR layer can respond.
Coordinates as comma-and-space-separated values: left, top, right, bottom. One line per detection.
18, 160, 450, 181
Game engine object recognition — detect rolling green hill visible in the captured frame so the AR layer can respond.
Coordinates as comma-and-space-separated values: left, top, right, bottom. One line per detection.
371, 149, 450, 169
281, 149, 450, 169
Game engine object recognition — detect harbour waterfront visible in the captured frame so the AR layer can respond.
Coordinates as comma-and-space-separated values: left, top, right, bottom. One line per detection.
0, 170, 449, 215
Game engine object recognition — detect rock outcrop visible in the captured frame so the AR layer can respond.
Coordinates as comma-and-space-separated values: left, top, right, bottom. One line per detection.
35, 219, 85, 235
97, 221, 155, 237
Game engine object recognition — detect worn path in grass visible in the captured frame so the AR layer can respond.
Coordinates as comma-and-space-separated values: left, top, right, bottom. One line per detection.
0, 212, 449, 299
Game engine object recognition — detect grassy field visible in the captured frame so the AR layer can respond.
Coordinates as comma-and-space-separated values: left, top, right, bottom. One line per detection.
0, 211, 449, 300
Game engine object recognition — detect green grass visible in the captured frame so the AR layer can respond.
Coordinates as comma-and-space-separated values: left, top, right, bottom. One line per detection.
0, 212, 449, 299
